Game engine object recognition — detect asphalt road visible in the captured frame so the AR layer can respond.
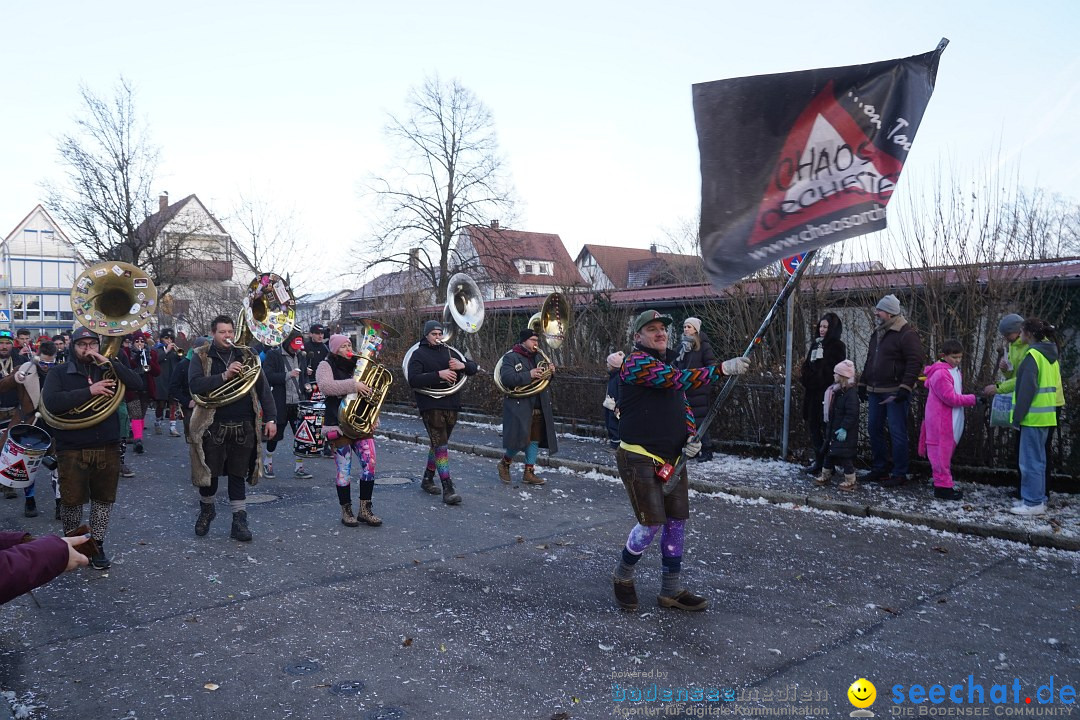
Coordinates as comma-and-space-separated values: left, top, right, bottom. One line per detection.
1, 427, 1077, 719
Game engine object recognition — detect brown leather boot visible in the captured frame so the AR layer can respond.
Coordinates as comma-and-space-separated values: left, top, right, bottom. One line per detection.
357, 500, 382, 527
522, 466, 545, 485
340, 503, 359, 527
497, 459, 511, 484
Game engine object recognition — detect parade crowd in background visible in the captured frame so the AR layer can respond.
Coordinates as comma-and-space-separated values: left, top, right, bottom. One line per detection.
0, 294, 1067, 615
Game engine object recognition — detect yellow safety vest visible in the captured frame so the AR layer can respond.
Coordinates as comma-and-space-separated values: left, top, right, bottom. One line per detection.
1010, 348, 1061, 427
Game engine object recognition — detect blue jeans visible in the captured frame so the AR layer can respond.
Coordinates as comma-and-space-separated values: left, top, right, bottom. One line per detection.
867, 392, 911, 476
1018, 426, 1049, 506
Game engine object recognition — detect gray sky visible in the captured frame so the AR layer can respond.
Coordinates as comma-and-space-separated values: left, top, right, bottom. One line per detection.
2, 1, 1077, 292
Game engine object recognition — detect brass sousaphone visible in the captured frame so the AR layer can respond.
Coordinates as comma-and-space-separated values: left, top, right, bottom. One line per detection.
193, 272, 295, 407
493, 292, 569, 398
401, 273, 485, 399
38, 261, 158, 430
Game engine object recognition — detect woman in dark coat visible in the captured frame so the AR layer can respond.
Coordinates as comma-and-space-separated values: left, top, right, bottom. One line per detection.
675, 317, 717, 461
800, 312, 846, 473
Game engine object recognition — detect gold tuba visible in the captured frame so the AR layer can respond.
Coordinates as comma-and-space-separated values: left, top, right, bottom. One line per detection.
39, 261, 158, 430
193, 273, 295, 408
339, 318, 398, 436
493, 292, 570, 398
401, 273, 485, 399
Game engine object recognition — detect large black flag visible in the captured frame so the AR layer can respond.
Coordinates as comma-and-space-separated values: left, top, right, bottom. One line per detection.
693, 40, 947, 290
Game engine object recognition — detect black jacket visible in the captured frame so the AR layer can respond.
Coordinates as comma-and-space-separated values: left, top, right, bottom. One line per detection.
170, 358, 192, 408
824, 387, 860, 459
41, 354, 143, 451
262, 346, 310, 422
675, 333, 716, 421
800, 313, 847, 421
304, 339, 328, 386
188, 344, 275, 424
861, 317, 923, 393
619, 345, 691, 460
407, 340, 478, 412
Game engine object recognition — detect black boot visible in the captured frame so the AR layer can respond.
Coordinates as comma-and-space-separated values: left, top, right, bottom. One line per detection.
441, 478, 462, 505
194, 502, 216, 536
420, 469, 440, 495
230, 510, 252, 541
90, 542, 111, 570
24, 497, 38, 518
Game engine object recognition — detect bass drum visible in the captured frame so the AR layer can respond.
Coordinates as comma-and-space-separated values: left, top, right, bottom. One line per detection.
293, 401, 326, 458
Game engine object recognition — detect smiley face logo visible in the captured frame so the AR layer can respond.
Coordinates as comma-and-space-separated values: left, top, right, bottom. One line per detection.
848, 678, 876, 708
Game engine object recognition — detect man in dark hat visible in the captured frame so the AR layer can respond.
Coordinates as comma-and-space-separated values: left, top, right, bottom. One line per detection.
407, 320, 478, 504
41, 327, 143, 570
152, 328, 182, 437
496, 327, 557, 485
611, 309, 749, 613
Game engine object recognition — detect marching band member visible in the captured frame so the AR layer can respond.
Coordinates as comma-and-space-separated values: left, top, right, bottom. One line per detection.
152, 328, 182, 437
0, 340, 60, 518
42, 327, 144, 570
611, 310, 749, 612
317, 334, 382, 527
188, 315, 277, 542
496, 328, 557, 486
407, 320, 477, 504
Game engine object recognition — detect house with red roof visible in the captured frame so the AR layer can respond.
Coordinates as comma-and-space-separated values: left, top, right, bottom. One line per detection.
575, 243, 704, 291
456, 222, 584, 299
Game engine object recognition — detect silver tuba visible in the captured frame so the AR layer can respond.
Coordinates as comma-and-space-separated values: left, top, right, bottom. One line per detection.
401, 273, 485, 399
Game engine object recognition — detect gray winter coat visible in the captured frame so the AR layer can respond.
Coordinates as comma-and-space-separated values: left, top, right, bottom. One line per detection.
499, 348, 558, 455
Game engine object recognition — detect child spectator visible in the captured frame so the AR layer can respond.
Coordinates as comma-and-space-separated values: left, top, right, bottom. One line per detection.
1009, 318, 1062, 516
815, 359, 859, 492
918, 339, 976, 501
603, 351, 625, 449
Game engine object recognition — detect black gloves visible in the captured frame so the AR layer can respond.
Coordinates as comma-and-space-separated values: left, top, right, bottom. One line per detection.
895, 387, 911, 403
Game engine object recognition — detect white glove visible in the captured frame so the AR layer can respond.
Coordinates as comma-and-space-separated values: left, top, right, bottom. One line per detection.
721, 356, 750, 375
602, 395, 616, 411
683, 439, 702, 458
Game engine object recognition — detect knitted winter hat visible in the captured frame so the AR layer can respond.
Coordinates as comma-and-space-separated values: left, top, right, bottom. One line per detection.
833, 359, 856, 379
423, 320, 443, 339
328, 334, 350, 354
684, 317, 701, 333
518, 327, 539, 344
606, 351, 625, 370
875, 294, 902, 316
998, 313, 1024, 335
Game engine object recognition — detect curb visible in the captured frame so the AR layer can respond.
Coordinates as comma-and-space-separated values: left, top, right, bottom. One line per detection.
376, 430, 1078, 552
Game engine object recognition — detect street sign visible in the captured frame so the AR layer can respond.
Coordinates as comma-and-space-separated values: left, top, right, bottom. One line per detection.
0, 310, 10, 323
781, 253, 806, 276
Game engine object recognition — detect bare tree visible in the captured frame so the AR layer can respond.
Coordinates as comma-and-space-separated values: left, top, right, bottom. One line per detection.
363, 75, 518, 303
41, 80, 163, 278
227, 187, 301, 280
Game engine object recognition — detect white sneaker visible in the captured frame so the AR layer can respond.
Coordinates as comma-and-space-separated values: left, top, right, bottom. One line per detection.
1009, 503, 1047, 516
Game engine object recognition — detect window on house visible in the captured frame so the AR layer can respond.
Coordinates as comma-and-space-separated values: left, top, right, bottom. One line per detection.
22, 261, 42, 287
11, 296, 24, 320
321, 309, 331, 321
42, 261, 60, 288
524, 264, 534, 274
59, 262, 75, 286
9, 261, 24, 286
23, 295, 41, 320
42, 294, 61, 321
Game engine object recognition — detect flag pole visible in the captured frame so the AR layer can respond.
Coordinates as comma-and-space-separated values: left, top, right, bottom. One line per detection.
667, 249, 817, 487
